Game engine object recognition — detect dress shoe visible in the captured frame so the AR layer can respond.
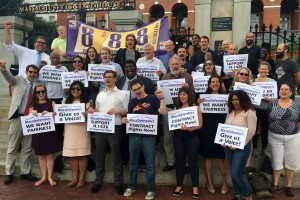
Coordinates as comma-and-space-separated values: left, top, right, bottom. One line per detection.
90, 183, 102, 194
172, 188, 183, 196
192, 193, 199, 199
206, 184, 215, 194
162, 165, 176, 171
115, 185, 124, 195
20, 174, 38, 181
4, 175, 14, 184
285, 187, 294, 197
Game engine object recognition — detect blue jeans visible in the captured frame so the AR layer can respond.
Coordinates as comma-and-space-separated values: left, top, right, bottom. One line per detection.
128, 135, 156, 192
225, 142, 252, 197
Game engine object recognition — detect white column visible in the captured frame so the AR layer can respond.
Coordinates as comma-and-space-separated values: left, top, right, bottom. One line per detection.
194, 0, 212, 38
110, 10, 146, 31
233, 0, 252, 49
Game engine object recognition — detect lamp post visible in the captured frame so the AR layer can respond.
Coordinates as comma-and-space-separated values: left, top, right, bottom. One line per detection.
100, 15, 106, 28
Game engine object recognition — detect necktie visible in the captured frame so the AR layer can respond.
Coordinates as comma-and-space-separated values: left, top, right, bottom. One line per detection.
127, 81, 131, 99
36, 53, 42, 66
24, 83, 33, 115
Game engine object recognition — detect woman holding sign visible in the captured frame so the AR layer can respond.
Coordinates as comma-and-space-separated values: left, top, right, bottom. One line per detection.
252, 61, 276, 157
29, 84, 60, 187
198, 75, 228, 194
268, 84, 300, 197
62, 81, 92, 188
224, 90, 256, 200
229, 67, 253, 92
172, 87, 203, 199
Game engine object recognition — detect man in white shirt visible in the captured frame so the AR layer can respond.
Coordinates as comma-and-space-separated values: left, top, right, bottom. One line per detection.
90, 70, 128, 195
3, 22, 50, 78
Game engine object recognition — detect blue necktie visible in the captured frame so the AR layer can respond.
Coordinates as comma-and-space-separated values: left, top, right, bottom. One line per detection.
36, 53, 41, 66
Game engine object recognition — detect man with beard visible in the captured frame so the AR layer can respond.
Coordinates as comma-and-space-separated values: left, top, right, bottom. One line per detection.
238, 32, 260, 76
122, 79, 167, 200
161, 55, 194, 171
177, 46, 195, 74
116, 60, 155, 166
190, 36, 218, 69
160, 40, 175, 73
275, 43, 300, 98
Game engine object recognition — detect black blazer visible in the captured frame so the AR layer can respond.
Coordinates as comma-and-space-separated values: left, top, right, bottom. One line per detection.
116, 75, 155, 95
114, 48, 141, 72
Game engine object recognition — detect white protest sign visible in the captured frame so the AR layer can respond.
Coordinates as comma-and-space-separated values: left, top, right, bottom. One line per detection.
54, 104, 85, 123
21, 113, 55, 135
61, 71, 88, 89
214, 123, 248, 150
197, 63, 204, 72
191, 71, 204, 77
160, 87, 173, 105
39, 65, 67, 82
126, 114, 158, 135
157, 79, 185, 98
199, 94, 229, 113
215, 65, 222, 76
193, 76, 210, 93
87, 112, 115, 133
252, 82, 278, 99
233, 82, 264, 105
136, 63, 159, 81
223, 54, 248, 73
168, 106, 199, 131
88, 64, 116, 81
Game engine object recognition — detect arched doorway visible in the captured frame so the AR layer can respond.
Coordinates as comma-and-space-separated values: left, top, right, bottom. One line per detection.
251, 0, 263, 30
149, 4, 165, 22
172, 3, 188, 33
280, 0, 299, 30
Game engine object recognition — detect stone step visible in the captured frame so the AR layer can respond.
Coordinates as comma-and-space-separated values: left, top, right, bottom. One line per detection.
0, 97, 11, 107
0, 119, 9, 130
0, 106, 9, 119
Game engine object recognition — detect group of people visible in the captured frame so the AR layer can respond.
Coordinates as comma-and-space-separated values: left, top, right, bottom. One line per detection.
1, 20, 300, 200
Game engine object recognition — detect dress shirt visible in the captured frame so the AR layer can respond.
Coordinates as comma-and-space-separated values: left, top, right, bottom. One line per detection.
95, 86, 128, 125
4, 41, 50, 78
137, 56, 167, 74
98, 61, 124, 92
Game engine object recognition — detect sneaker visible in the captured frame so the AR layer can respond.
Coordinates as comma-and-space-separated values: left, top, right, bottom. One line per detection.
124, 188, 136, 197
145, 192, 155, 200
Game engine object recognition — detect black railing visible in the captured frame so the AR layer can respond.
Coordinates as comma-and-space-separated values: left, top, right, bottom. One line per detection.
251, 24, 300, 64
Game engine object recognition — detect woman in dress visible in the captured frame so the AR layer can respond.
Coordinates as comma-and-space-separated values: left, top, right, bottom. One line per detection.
29, 84, 60, 186
268, 84, 300, 197
62, 81, 92, 187
198, 76, 228, 194
224, 90, 257, 200
252, 61, 276, 156
172, 87, 203, 199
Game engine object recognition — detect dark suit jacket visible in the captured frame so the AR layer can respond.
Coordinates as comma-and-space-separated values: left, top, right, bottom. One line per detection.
114, 48, 141, 72
116, 75, 155, 95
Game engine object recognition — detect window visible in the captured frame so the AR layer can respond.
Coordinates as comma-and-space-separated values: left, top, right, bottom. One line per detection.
86, 14, 96, 26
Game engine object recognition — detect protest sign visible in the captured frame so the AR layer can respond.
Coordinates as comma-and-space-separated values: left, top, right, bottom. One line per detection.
193, 76, 210, 93
39, 65, 67, 82
233, 82, 263, 105
55, 104, 85, 123
168, 106, 199, 131
87, 112, 115, 133
157, 79, 185, 98
21, 113, 55, 135
223, 54, 248, 73
61, 71, 88, 89
199, 94, 229, 113
126, 114, 158, 135
252, 82, 278, 99
88, 64, 115, 81
160, 87, 173, 105
191, 71, 204, 77
67, 17, 169, 58
214, 123, 248, 149
136, 63, 159, 80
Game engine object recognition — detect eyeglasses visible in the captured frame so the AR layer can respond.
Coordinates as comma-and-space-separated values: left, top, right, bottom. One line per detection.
239, 73, 249, 76
28, 71, 37, 74
71, 88, 81, 91
73, 60, 82, 63
36, 90, 46, 94
132, 87, 142, 92
36, 41, 46, 45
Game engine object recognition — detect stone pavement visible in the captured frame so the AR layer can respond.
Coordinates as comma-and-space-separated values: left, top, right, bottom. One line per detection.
0, 177, 300, 200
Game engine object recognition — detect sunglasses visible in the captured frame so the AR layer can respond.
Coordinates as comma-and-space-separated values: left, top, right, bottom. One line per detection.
73, 60, 82, 63
28, 71, 37, 74
36, 90, 46, 94
239, 73, 249, 76
204, 63, 213, 66
71, 88, 81, 91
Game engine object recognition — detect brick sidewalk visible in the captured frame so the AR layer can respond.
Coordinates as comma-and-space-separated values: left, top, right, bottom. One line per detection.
1, 177, 300, 200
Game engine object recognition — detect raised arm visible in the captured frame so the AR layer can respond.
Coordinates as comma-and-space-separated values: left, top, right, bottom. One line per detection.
4, 22, 13, 45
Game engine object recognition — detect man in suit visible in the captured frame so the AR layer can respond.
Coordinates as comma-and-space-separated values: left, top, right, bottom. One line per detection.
116, 59, 155, 166
0, 59, 39, 184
